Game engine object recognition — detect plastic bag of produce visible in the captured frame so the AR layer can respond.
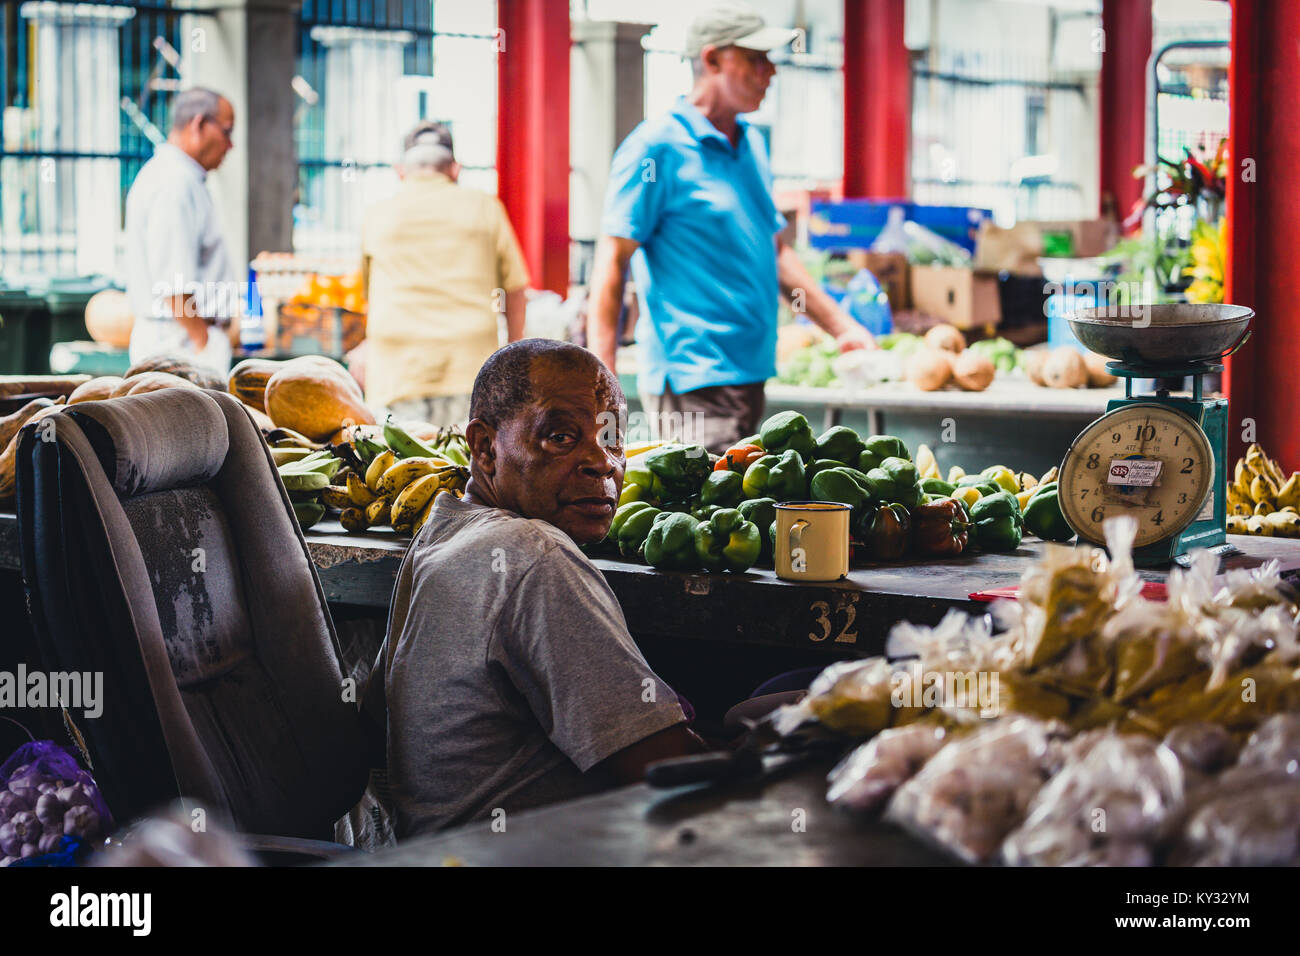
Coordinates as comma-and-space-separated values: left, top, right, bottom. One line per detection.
1172, 780, 1300, 866
826, 723, 950, 816
886, 717, 1058, 864
1001, 733, 1185, 867
1236, 713, 1300, 770
1018, 518, 1141, 671
1161, 722, 1237, 775
784, 658, 905, 737
0, 740, 113, 866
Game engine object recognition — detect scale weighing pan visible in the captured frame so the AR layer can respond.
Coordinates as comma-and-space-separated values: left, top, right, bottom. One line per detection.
1068, 304, 1253, 367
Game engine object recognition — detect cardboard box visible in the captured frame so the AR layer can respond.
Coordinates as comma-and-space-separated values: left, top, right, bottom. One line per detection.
975, 219, 1118, 273
846, 250, 910, 310
910, 265, 1002, 330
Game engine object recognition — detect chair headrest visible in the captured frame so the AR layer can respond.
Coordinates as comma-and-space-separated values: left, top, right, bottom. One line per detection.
65, 389, 231, 498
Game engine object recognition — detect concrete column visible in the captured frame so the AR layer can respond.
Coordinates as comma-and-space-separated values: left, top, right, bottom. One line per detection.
571, 20, 653, 244
181, 0, 300, 270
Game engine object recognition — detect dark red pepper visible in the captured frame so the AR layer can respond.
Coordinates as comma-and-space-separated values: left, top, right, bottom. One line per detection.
865, 502, 911, 561
910, 497, 970, 557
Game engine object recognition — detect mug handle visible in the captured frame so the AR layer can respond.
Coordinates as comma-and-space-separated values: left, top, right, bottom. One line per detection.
788, 518, 809, 557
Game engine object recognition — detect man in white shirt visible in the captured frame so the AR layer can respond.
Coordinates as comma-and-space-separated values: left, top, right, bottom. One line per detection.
125, 87, 241, 375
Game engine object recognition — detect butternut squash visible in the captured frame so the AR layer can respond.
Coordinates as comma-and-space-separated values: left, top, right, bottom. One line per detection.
264, 356, 375, 442
228, 358, 284, 412
110, 372, 201, 398
0, 404, 65, 504
0, 397, 60, 450
124, 355, 225, 390
67, 376, 125, 404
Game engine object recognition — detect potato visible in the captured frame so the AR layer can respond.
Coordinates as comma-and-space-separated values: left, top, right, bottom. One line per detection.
952, 351, 996, 391
1042, 348, 1089, 389
1022, 349, 1048, 386
924, 324, 967, 354
1083, 351, 1117, 387
907, 348, 954, 391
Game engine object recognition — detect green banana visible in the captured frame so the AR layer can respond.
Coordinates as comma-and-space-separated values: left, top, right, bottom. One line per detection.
353, 436, 388, 466
292, 501, 325, 530
280, 471, 329, 493
384, 418, 441, 460
435, 440, 469, 467
279, 453, 342, 481
271, 446, 315, 467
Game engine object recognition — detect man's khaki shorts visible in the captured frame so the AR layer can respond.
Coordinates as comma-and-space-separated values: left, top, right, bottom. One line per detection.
639, 382, 766, 455
384, 393, 472, 428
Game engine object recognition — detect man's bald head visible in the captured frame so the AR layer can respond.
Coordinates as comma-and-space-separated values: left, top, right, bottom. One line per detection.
470, 339, 623, 429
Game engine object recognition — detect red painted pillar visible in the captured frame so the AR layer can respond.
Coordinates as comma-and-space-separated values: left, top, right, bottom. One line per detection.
1098, 0, 1152, 222
1225, 0, 1300, 471
497, 0, 570, 295
843, 0, 909, 199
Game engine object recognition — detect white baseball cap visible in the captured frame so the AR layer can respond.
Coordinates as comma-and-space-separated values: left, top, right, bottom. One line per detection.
684, 1, 799, 58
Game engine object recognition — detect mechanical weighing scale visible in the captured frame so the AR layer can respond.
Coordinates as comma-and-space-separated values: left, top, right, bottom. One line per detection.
1056, 304, 1253, 567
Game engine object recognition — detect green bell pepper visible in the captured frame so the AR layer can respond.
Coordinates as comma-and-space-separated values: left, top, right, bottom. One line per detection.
759, 411, 816, 461
1023, 481, 1074, 542
813, 425, 864, 464
737, 433, 763, 450
643, 511, 701, 570
700, 470, 744, 509
610, 502, 663, 559
644, 443, 711, 498
737, 497, 777, 562
970, 490, 1024, 551
694, 508, 762, 572
805, 458, 845, 485
862, 434, 910, 462
974, 514, 1023, 551
741, 449, 807, 502
809, 467, 870, 512
857, 449, 883, 473
863, 456, 923, 508
969, 490, 1023, 524
956, 474, 1002, 497
920, 477, 957, 497
864, 502, 911, 560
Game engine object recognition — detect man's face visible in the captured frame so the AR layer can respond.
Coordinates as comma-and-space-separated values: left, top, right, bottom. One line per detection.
708, 44, 776, 114
197, 99, 235, 171
485, 358, 625, 545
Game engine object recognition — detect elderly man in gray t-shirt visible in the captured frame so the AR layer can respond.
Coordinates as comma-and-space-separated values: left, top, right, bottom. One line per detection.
364, 339, 704, 837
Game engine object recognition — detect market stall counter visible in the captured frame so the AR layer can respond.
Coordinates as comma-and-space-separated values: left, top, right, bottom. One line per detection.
295, 520, 1300, 653
336, 757, 958, 866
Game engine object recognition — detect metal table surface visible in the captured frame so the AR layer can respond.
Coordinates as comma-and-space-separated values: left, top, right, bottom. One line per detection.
336, 757, 958, 867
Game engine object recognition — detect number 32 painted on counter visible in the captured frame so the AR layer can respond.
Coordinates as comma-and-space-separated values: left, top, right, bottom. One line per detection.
808, 595, 859, 644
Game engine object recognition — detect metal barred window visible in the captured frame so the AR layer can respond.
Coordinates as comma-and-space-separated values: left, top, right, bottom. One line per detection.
1, 0, 191, 279
293, 0, 499, 262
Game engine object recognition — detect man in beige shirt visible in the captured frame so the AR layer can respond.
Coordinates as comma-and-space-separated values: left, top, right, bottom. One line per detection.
361, 122, 529, 425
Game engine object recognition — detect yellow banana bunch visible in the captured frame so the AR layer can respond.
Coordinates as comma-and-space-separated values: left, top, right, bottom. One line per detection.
365, 450, 396, 492
376, 457, 449, 497
1227, 443, 1300, 535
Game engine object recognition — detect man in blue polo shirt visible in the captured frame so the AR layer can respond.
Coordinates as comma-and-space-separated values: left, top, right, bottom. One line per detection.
588, 1, 873, 453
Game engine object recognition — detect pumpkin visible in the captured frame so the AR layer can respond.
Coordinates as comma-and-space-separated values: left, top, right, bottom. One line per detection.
84, 290, 135, 349
0, 404, 65, 504
264, 356, 375, 442
110, 372, 200, 398
228, 358, 284, 412
125, 355, 225, 390
68, 376, 125, 404
0, 397, 60, 450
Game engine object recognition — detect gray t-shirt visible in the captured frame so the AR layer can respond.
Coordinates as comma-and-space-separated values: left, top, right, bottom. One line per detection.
371, 493, 686, 837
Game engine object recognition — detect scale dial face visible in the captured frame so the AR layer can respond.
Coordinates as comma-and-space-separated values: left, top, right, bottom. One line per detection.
1059, 403, 1214, 548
